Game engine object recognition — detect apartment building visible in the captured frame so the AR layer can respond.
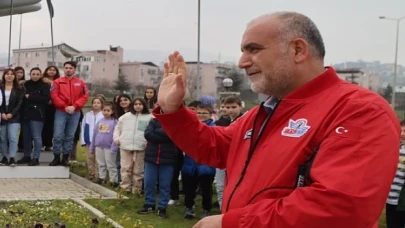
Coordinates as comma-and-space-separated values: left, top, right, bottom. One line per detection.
72, 46, 123, 83
12, 43, 80, 79
335, 68, 381, 92
119, 61, 161, 88
185, 61, 250, 98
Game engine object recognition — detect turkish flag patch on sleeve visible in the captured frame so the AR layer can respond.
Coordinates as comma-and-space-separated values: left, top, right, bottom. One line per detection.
331, 125, 362, 141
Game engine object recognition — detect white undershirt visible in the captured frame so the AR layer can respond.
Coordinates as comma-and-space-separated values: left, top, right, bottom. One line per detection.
5, 90, 11, 106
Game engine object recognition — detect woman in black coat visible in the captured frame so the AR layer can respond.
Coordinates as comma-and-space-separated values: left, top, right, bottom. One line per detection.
17, 67, 50, 166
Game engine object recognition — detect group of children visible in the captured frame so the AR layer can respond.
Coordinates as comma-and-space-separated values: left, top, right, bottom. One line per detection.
82, 91, 245, 220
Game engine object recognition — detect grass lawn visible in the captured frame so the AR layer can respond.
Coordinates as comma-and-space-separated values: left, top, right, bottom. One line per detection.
72, 146, 219, 228
0, 200, 111, 227
72, 146, 388, 228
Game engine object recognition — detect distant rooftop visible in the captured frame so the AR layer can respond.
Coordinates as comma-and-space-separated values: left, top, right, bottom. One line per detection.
119, 61, 158, 67
335, 68, 364, 74
12, 43, 80, 54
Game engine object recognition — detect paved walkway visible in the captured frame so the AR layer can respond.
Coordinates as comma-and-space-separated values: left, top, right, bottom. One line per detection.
0, 179, 101, 200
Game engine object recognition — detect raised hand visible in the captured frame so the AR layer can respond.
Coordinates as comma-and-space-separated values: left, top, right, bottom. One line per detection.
157, 51, 187, 113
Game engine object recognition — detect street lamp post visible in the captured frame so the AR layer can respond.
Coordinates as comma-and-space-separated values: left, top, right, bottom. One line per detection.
196, 0, 201, 100
379, 15, 405, 108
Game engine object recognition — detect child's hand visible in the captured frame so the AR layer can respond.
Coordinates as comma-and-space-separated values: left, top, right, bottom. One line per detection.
114, 140, 120, 146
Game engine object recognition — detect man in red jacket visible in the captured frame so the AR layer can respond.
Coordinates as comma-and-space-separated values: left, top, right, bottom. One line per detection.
153, 12, 400, 228
50, 61, 88, 166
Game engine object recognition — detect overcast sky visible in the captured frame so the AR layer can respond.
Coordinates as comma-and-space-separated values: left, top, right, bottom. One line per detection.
0, 0, 404, 65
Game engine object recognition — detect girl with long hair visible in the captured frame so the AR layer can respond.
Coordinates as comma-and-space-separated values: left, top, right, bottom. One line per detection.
114, 94, 131, 182
113, 98, 151, 194
143, 87, 157, 110
41, 66, 60, 151
0, 69, 24, 166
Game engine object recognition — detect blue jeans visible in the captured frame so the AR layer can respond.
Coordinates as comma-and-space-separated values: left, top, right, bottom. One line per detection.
53, 110, 80, 155
144, 162, 174, 209
215, 168, 226, 210
23, 120, 44, 159
0, 123, 20, 158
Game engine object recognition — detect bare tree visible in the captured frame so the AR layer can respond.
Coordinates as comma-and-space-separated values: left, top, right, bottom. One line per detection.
114, 73, 131, 94
92, 79, 113, 95
134, 83, 147, 96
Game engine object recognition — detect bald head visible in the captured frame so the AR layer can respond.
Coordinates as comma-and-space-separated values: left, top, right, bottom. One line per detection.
248, 12, 325, 61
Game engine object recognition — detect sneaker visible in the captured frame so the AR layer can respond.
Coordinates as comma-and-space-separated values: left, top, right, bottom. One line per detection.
17, 156, 31, 164
110, 182, 119, 188
61, 154, 69, 166
168, 199, 180, 206
9, 158, 16, 167
157, 208, 168, 218
212, 201, 220, 208
184, 207, 196, 219
28, 158, 39, 166
97, 178, 105, 185
0, 157, 8, 166
44, 147, 52, 151
201, 210, 211, 219
49, 154, 60, 166
137, 206, 155, 214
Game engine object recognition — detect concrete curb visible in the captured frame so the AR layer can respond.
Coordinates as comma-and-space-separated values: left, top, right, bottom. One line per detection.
70, 173, 128, 199
73, 198, 123, 228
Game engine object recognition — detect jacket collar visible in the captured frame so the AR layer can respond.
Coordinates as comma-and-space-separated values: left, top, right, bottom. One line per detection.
283, 67, 342, 101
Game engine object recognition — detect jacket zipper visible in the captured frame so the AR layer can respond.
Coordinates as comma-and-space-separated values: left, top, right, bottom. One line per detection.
38, 107, 43, 119
157, 144, 161, 164
69, 79, 73, 106
133, 114, 139, 151
225, 101, 280, 212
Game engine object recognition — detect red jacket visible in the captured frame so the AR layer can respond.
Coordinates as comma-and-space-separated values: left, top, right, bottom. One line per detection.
154, 67, 400, 228
50, 76, 89, 112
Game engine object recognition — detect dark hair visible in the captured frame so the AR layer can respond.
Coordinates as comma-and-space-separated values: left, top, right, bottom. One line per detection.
130, 98, 150, 114
197, 104, 214, 114
275, 12, 325, 59
114, 94, 132, 118
400, 119, 405, 127
29, 67, 42, 74
143, 87, 157, 109
14, 66, 25, 81
63, 61, 77, 68
2, 68, 21, 89
223, 96, 242, 106
188, 100, 202, 108
43, 66, 60, 80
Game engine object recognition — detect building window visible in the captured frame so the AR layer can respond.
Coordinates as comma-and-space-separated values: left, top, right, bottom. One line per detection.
83, 65, 89, 71
140, 76, 144, 83
148, 69, 156, 75
47, 61, 54, 66
36, 64, 40, 67
141, 69, 144, 76
35, 52, 40, 57
25, 62, 30, 68
25, 53, 30, 58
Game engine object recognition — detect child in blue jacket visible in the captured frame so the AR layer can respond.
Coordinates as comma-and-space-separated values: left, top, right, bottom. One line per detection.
182, 104, 216, 220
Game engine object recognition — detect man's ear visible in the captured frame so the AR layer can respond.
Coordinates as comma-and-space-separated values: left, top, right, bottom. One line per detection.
291, 38, 309, 63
